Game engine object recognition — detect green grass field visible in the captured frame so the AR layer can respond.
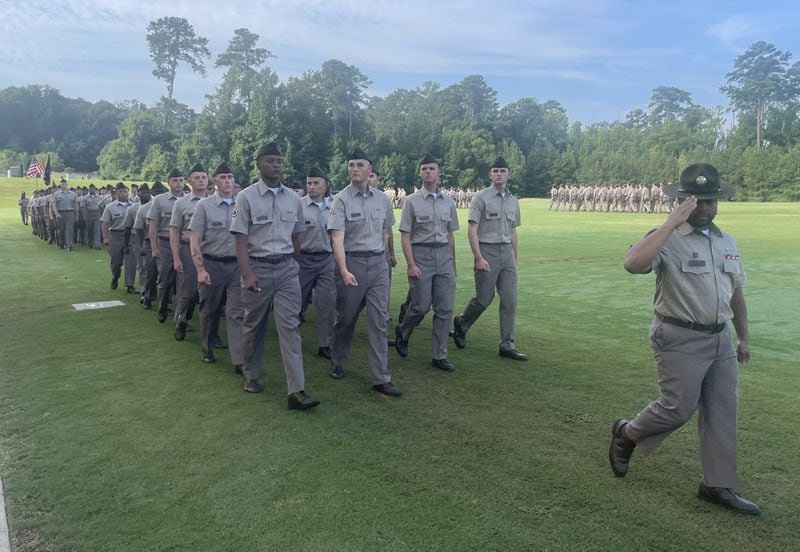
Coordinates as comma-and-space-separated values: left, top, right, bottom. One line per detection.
1, 176, 798, 551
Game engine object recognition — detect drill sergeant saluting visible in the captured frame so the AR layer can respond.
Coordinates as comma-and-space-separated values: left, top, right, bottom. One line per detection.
149, 169, 185, 323
170, 164, 206, 341
452, 156, 528, 361
230, 142, 319, 410
189, 162, 245, 369
394, 153, 459, 372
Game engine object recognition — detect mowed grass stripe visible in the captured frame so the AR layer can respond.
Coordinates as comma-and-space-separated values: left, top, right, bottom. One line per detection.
1, 182, 799, 550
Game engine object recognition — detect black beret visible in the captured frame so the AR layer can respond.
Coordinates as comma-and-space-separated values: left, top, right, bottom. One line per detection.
491, 156, 509, 169
419, 152, 439, 166
139, 183, 150, 192
370, 168, 380, 177
151, 182, 167, 194
167, 168, 183, 179
256, 142, 283, 159
59, 177, 67, 183
213, 162, 233, 176
188, 163, 206, 176
348, 148, 371, 163
88, 183, 96, 188
115, 182, 128, 191
307, 166, 328, 180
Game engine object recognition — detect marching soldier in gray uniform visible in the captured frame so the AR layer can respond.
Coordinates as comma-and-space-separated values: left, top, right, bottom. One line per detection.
170, 163, 206, 341
135, 181, 166, 309
394, 153, 459, 372
230, 142, 319, 410
83, 184, 104, 249
298, 167, 336, 360
610, 163, 759, 515
54, 178, 78, 250
327, 148, 403, 397
189, 162, 244, 369
100, 182, 135, 290
124, 184, 151, 294
452, 157, 528, 361
149, 169, 185, 323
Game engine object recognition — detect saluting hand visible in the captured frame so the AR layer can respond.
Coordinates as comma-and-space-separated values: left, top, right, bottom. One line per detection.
666, 196, 697, 229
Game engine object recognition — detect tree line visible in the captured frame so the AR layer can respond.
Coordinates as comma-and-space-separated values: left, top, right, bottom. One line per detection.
2, 17, 800, 201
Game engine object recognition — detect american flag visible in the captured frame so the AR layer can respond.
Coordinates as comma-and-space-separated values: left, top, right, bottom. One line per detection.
26, 158, 44, 178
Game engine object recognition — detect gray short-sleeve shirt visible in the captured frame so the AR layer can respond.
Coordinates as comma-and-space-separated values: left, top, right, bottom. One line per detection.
467, 186, 521, 244
299, 196, 333, 253
189, 193, 237, 257
327, 184, 394, 253
229, 180, 304, 256
399, 187, 459, 244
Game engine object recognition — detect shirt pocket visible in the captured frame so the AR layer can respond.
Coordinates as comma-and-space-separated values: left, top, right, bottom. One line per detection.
251, 212, 272, 225
346, 209, 365, 222
484, 211, 501, 220
681, 258, 711, 274
723, 259, 741, 275
280, 210, 298, 223
370, 206, 386, 221
505, 211, 516, 223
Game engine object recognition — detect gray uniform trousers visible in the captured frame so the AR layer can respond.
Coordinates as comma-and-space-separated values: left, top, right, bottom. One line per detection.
174, 243, 198, 323
397, 245, 456, 360
142, 239, 158, 300
199, 258, 244, 365
625, 320, 739, 488
156, 237, 176, 313
86, 214, 101, 248
131, 240, 146, 289
460, 243, 517, 351
240, 258, 305, 394
58, 210, 76, 248
109, 230, 136, 286
298, 253, 336, 348
331, 254, 392, 385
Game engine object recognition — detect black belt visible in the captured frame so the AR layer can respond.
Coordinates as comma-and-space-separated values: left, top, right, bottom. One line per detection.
301, 250, 332, 256
655, 312, 726, 334
157, 236, 170, 242
345, 251, 383, 258
413, 242, 448, 248
204, 254, 237, 263
110, 229, 125, 233
249, 254, 292, 264
479, 242, 512, 246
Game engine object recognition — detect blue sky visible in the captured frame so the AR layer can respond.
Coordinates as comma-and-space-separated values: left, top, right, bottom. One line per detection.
1, 0, 799, 124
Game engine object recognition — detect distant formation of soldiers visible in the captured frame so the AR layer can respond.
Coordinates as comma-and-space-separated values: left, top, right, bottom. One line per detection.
548, 183, 677, 213
385, 186, 476, 209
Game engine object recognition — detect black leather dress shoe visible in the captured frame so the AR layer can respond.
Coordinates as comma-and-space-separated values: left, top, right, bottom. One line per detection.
609, 419, 636, 477
432, 358, 456, 372
698, 483, 760, 515
111, 278, 118, 290
126, 286, 139, 294
157, 310, 168, 323
499, 348, 528, 361
243, 379, 262, 393
288, 391, 320, 410
394, 326, 408, 357
452, 316, 467, 349
318, 346, 332, 360
212, 340, 228, 350
201, 350, 216, 364
372, 382, 403, 397
142, 297, 152, 310
174, 321, 187, 341
329, 364, 344, 380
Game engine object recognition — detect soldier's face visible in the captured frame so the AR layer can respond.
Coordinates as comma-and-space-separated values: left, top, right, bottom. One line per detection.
117, 189, 129, 202
257, 155, 284, 180
215, 173, 234, 196
349, 160, 371, 184
188, 172, 208, 194
306, 177, 326, 200
489, 168, 510, 186
420, 163, 440, 186
685, 198, 718, 228
367, 173, 379, 187
168, 177, 184, 194
140, 190, 151, 203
